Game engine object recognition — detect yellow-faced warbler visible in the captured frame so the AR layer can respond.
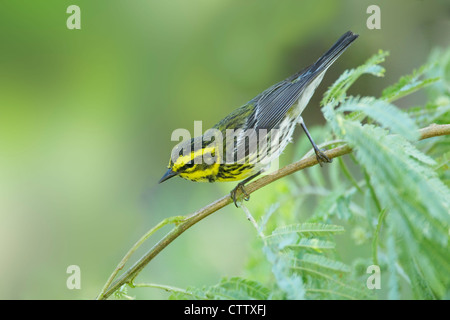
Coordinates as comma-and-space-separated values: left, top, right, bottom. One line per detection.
160, 31, 358, 206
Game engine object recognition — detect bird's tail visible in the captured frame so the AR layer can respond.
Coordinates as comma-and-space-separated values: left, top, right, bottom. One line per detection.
311, 31, 359, 73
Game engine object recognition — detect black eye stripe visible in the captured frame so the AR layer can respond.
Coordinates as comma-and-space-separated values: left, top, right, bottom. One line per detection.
186, 155, 205, 167
184, 162, 195, 169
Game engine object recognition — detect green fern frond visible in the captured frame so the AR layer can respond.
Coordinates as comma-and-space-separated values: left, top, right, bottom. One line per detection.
168, 277, 270, 300
433, 151, 450, 176
265, 223, 344, 239
424, 47, 450, 98
296, 253, 351, 273
386, 233, 401, 300
407, 101, 450, 127
381, 64, 440, 103
284, 238, 336, 251
321, 50, 389, 106
166, 287, 200, 300
329, 118, 450, 298
338, 96, 420, 140
263, 246, 306, 300
304, 284, 368, 300
207, 277, 271, 300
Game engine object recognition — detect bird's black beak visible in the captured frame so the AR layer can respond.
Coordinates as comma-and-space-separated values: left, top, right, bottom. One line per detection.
159, 168, 178, 184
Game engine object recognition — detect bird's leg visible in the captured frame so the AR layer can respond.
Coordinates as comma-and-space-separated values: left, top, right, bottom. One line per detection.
298, 117, 332, 166
230, 171, 262, 207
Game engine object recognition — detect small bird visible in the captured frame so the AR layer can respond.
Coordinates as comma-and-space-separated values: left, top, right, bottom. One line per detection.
159, 31, 358, 206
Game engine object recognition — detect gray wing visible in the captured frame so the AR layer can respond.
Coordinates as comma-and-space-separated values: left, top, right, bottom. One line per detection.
229, 72, 317, 163
247, 69, 316, 131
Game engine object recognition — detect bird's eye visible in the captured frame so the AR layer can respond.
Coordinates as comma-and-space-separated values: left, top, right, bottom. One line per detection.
184, 162, 195, 169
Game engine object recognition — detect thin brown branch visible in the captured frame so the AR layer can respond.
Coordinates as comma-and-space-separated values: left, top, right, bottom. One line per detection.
96, 123, 450, 300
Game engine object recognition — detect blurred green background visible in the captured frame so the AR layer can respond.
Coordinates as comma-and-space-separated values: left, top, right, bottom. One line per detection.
0, 0, 448, 299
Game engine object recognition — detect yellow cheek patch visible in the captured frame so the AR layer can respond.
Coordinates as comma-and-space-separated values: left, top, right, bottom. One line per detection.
179, 161, 220, 182
173, 146, 217, 171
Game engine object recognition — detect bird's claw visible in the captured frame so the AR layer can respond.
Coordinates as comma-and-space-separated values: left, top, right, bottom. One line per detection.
314, 148, 332, 167
231, 183, 250, 207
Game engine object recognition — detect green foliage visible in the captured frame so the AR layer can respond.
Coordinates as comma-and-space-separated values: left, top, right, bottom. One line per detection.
381, 64, 440, 103
321, 50, 389, 107
163, 47, 450, 300
169, 277, 271, 300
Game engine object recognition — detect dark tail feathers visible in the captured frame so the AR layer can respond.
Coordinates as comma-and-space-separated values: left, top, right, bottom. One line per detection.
311, 31, 359, 72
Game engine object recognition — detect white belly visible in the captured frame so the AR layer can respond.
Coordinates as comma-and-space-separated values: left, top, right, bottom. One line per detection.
292, 72, 325, 118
